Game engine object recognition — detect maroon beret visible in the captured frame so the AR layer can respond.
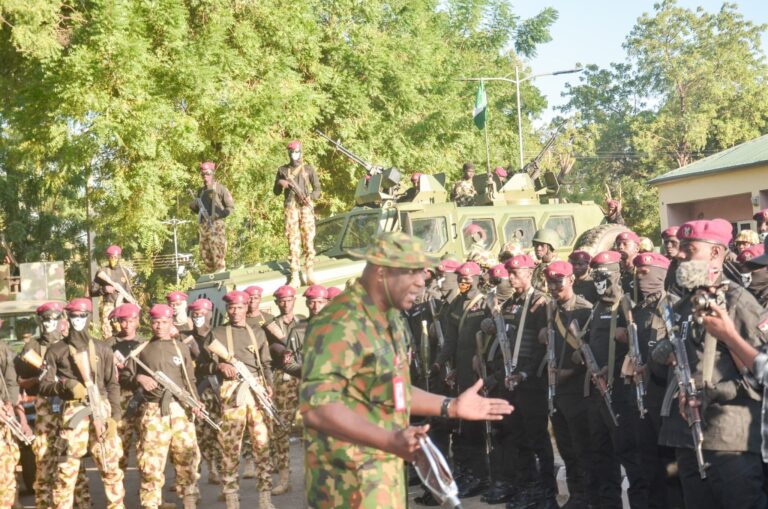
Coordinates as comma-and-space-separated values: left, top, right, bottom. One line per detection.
37, 301, 64, 316
65, 298, 92, 314
753, 209, 768, 222
607, 199, 619, 208
738, 244, 765, 264
244, 285, 263, 297
545, 261, 573, 279
633, 252, 671, 269
165, 291, 188, 304
411, 172, 423, 183
661, 226, 680, 239
494, 166, 508, 178
676, 219, 732, 246
149, 304, 173, 319
437, 259, 461, 273
463, 224, 483, 236
199, 161, 216, 173
590, 251, 622, 267
568, 250, 592, 263
616, 231, 640, 244
456, 261, 482, 277
303, 284, 328, 300
326, 287, 342, 299
113, 303, 141, 320
274, 285, 297, 299
505, 254, 536, 270
105, 245, 122, 257
489, 264, 509, 279
287, 140, 302, 151
188, 298, 213, 313
223, 290, 249, 305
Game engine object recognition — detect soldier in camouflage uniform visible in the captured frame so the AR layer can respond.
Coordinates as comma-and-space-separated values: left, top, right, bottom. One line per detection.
208, 290, 275, 509
274, 139, 322, 287
0, 339, 23, 509
451, 162, 477, 206
106, 303, 146, 472
128, 304, 201, 509
188, 298, 222, 485
190, 161, 236, 273
16, 302, 92, 509
39, 298, 126, 509
300, 232, 513, 509
531, 228, 561, 292
90, 244, 134, 339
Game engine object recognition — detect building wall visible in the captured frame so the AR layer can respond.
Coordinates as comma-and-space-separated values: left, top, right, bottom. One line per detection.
655, 163, 768, 229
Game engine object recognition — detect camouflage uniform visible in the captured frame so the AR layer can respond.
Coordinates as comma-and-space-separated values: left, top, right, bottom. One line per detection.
89, 264, 134, 339
531, 257, 559, 293
196, 384, 222, 472
0, 341, 20, 509
300, 281, 413, 508
190, 181, 235, 273
109, 335, 146, 471
274, 161, 321, 279
451, 179, 477, 206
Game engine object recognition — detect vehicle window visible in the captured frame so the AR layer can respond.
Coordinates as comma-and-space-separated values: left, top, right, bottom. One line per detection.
503, 218, 536, 249
544, 215, 576, 246
315, 216, 346, 255
411, 217, 449, 253
461, 219, 496, 250
341, 212, 382, 250
0, 315, 39, 353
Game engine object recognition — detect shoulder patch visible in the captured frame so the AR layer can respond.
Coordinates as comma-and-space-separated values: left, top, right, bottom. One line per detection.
758, 318, 768, 334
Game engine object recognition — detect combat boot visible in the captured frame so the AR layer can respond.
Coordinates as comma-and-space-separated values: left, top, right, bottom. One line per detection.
259, 491, 276, 509
225, 493, 239, 509
271, 469, 291, 495
242, 458, 257, 478
207, 461, 220, 484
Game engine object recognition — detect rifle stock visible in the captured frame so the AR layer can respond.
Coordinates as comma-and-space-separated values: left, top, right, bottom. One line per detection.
96, 270, 136, 305
71, 351, 108, 466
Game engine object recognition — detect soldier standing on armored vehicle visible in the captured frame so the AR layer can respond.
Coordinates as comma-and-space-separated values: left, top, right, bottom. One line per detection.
274, 139, 322, 287
531, 228, 561, 292
90, 244, 135, 339
16, 302, 92, 509
451, 162, 477, 206
189, 161, 235, 274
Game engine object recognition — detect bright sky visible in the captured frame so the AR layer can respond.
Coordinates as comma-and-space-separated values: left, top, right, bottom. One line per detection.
512, 1, 768, 124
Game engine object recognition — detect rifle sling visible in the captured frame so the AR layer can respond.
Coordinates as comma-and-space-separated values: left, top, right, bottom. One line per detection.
226, 324, 265, 383
607, 300, 621, 387
512, 288, 534, 374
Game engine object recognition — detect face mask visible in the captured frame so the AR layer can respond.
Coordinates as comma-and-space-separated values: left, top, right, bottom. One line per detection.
71, 316, 88, 332
290, 151, 301, 161
595, 278, 607, 295
43, 319, 59, 333
741, 272, 753, 288
637, 267, 666, 297
760, 232, 768, 242
676, 260, 712, 290
192, 316, 206, 328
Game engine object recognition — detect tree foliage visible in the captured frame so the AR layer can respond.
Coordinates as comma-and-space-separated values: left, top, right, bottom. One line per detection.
0, 0, 556, 297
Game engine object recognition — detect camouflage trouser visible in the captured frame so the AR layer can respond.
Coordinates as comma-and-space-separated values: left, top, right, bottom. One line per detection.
305, 453, 406, 509
0, 426, 20, 509
100, 301, 116, 340
284, 204, 316, 275
199, 220, 227, 273
273, 372, 299, 472
137, 402, 200, 508
195, 386, 222, 469
54, 401, 125, 509
218, 380, 271, 494
33, 398, 91, 509
117, 389, 142, 471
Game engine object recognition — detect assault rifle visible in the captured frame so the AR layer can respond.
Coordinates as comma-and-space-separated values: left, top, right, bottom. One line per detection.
71, 351, 108, 466
661, 304, 708, 479
474, 331, 493, 486
206, 338, 284, 430
545, 300, 557, 416
621, 296, 647, 418
426, 299, 454, 388
486, 292, 515, 391
95, 270, 137, 306
278, 169, 310, 206
1, 407, 33, 446
188, 189, 213, 227
568, 321, 619, 426
315, 130, 384, 176
420, 319, 431, 392
126, 351, 221, 432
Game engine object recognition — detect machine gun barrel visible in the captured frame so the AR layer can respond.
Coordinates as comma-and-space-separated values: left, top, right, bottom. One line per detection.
315, 130, 383, 175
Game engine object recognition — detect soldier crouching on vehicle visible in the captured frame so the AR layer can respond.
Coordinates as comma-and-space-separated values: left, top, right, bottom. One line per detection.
39, 298, 125, 509
127, 304, 201, 509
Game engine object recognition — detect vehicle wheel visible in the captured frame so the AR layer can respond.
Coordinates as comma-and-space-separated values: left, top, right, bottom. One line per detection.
573, 223, 630, 256
20, 443, 36, 493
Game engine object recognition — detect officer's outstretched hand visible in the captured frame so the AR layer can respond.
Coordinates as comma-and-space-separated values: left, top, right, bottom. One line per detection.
390, 424, 430, 462
455, 378, 514, 421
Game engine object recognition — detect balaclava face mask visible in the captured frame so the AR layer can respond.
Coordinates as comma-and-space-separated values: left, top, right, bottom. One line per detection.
676, 260, 714, 291
192, 313, 212, 337
594, 266, 622, 302
68, 313, 92, 345
40, 313, 63, 343
637, 266, 667, 299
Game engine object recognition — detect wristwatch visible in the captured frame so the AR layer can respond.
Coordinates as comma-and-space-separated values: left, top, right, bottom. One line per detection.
440, 397, 455, 419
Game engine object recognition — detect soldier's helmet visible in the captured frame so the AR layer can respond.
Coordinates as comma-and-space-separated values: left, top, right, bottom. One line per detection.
532, 228, 561, 250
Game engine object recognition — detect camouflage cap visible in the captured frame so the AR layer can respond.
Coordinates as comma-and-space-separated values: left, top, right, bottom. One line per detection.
348, 232, 439, 270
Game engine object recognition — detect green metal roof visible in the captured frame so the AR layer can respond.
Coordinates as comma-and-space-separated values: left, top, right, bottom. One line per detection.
648, 134, 768, 185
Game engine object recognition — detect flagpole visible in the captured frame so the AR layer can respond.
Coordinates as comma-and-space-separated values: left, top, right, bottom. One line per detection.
482, 80, 491, 176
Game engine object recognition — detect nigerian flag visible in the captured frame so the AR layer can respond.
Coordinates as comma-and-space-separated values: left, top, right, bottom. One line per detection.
473, 81, 487, 129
